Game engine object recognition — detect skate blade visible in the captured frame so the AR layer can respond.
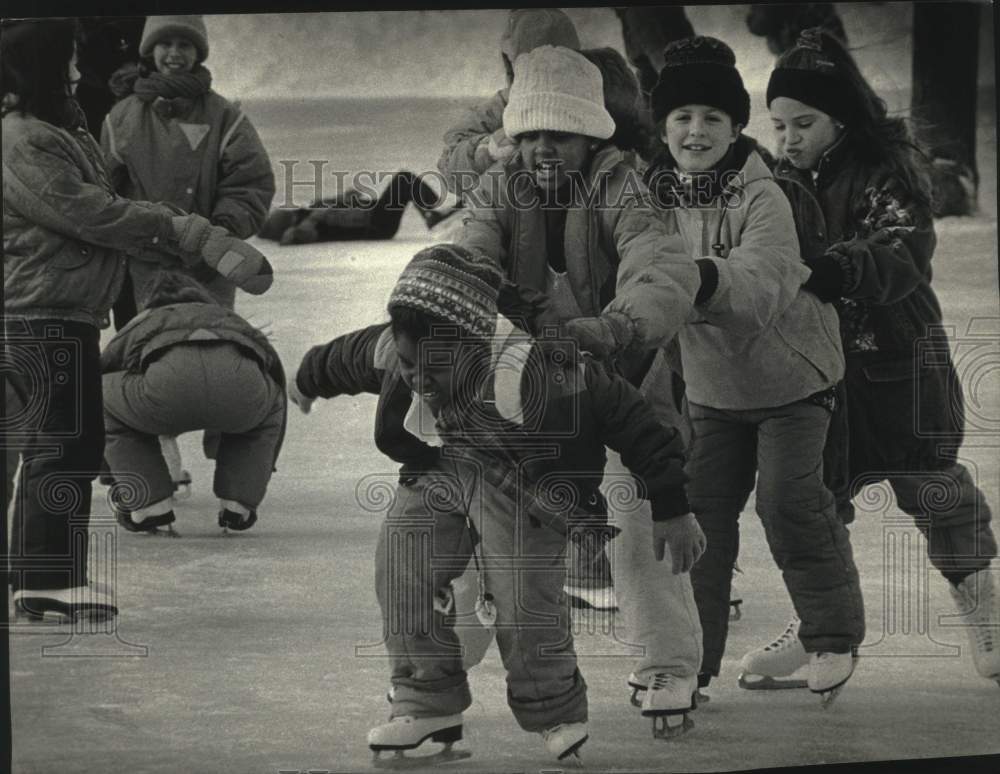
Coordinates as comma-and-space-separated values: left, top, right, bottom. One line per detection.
738, 673, 808, 690
816, 684, 845, 709
144, 525, 180, 538
559, 750, 585, 768
651, 713, 694, 740
371, 746, 471, 769
14, 605, 117, 624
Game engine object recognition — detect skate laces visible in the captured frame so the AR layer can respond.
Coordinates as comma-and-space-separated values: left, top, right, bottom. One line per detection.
649, 673, 680, 691
764, 618, 801, 652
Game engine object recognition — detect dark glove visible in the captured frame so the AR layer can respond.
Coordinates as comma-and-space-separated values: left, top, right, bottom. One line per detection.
802, 252, 845, 302
695, 258, 719, 305
562, 311, 635, 361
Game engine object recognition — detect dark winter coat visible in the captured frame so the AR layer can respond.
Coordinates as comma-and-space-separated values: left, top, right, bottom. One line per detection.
295, 318, 690, 522
2, 113, 186, 329
774, 137, 965, 472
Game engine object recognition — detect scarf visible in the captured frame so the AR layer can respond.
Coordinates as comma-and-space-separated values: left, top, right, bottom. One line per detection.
130, 65, 212, 119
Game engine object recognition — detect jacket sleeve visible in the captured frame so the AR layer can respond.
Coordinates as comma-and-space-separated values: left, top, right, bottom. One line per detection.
3, 128, 176, 254
295, 323, 388, 399
456, 169, 511, 270
584, 360, 690, 520
832, 172, 936, 305
210, 109, 276, 238
437, 90, 508, 194
601, 180, 701, 349
694, 182, 810, 335
99, 114, 130, 194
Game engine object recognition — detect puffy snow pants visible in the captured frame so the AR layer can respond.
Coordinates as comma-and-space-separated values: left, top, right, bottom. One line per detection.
375, 456, 586, 733
686, 400, 866, 677
103, 341, 285, 510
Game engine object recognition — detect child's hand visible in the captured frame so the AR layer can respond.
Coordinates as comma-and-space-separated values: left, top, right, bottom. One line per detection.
288, 378, 315, 415
562, 312, 635, 360
487, 128, 517, 162
653, 513, 706, 574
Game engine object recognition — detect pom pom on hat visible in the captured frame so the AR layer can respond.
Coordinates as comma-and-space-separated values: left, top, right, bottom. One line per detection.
140, 15, 209, 62
504, 45, 615, 140
388, 244, 503, 340
650, 36, 750, 126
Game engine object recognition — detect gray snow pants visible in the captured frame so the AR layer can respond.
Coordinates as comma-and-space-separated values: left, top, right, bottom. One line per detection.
103, 341, 285, 510
375, 456, 586, 732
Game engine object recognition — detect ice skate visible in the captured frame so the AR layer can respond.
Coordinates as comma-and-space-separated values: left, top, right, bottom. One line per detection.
638, 672, 696, 739
948, 567, 1000, 684
738, 617, 809, 690
807, 651, 856, 708
564, 582, 617, 611
540, 722, 587, 766
13, 584, 118, 623
218, 506, 258, 533
114, 508, 179, 537
367, 714, 471, 768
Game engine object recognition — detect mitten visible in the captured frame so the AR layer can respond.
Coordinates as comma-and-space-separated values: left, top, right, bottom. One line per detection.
562, 311, 635, 360
802, 252, 845, 302
171, 214, 274, 295
487, 127, 516, 162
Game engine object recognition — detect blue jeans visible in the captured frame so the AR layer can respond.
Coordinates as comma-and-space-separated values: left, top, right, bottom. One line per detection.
686, 400, 866, 676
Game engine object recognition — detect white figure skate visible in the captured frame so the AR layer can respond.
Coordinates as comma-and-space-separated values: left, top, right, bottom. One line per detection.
633, 672, 696, 739
948, 567, 1000, 685
540, 722, 588, 766
738, 617, 809, 690
564, 582, 617, 611
367, 714, 470, 768
807, 651, 856, 708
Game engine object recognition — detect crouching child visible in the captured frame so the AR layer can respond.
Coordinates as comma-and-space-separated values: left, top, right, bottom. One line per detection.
101, 271, 286, 534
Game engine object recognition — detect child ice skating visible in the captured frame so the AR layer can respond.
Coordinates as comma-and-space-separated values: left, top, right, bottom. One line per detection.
460, 44, 709, 734
644, 35, 866, 705
437, 8, 580, 193
101, 14, 275, 311
101, 272, 286, 535
749, 28, 999, 688
2, 19, 273, 620
294, 244, 698, 763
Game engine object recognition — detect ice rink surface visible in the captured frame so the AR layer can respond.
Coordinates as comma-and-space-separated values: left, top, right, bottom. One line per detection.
8, 83, 1000, 772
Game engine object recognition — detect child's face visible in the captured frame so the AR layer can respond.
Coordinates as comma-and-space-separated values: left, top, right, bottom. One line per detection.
152, 35, 198, 75
660, 105, 739, 174
394, 329, 461, 414
518, 131, 593, 192
769, 97, 841, 171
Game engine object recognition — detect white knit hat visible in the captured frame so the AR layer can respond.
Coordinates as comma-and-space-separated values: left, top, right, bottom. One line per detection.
503, 45, 615, 140
140, 15, 209, 62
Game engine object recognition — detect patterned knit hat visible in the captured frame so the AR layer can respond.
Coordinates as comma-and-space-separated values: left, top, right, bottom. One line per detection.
500, 9, 580, 61
140, 15, 209, 62
387, 245, 503, 340
651, 36, 750, 126
504, 45, 615, 140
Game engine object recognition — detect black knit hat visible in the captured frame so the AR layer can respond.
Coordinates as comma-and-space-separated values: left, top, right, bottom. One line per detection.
766, 28, 857, 124
650, 36, 751, 126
